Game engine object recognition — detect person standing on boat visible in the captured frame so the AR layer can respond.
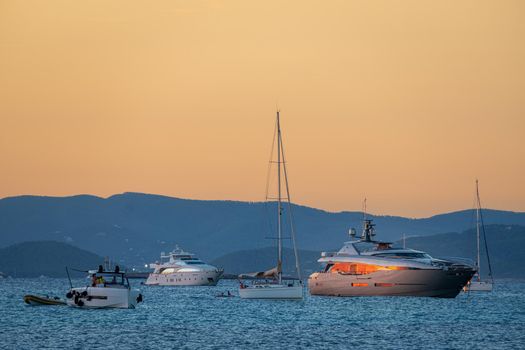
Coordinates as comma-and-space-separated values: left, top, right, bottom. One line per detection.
96, 275, 105, 286
91, 274, 97, 287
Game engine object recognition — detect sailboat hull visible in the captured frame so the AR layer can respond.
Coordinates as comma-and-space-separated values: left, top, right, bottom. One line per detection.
308, 268, 475, 298
239, 284, 303, 299
465, 281, 493, 292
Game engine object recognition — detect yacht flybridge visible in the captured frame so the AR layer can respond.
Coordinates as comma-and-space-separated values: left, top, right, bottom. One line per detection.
145, 246, 223, 286
308, 219, 476, 298
238, 111, 303, 300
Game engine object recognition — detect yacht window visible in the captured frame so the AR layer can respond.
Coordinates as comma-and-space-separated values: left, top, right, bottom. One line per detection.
375, 283, 394, 287
373, 252, 431, 259
351, 283, 368, 287
186, 262, 204, 265
327, 262, 409, 275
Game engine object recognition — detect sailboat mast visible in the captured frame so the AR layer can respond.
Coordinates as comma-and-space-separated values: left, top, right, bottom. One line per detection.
476, 179, 481, 281
280, 126, 302, 281
276, 111, 283, 284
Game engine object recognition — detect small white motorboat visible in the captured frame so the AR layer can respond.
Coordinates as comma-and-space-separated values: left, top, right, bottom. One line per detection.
65, 267, 143, 309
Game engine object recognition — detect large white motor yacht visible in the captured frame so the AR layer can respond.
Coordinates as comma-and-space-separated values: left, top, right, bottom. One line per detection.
65, 267, 143, 309
308, 219, 476, 298
145, 246, 223, 286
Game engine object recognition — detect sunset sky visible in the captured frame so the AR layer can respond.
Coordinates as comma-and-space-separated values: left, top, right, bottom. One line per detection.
1, 0, 524, 217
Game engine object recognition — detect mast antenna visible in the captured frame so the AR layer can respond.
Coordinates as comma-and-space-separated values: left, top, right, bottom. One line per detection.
361, 198, 367, 239
279, 115, 302, 281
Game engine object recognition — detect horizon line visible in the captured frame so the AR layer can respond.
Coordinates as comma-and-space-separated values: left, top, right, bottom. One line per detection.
1, 191, 523, 219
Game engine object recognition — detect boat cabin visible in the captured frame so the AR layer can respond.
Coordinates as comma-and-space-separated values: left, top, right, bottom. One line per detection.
88, 270, 130, 288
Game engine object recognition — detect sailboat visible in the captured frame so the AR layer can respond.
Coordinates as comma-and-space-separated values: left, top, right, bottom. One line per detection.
466, 180, 494, 292
238, 111, 303, 299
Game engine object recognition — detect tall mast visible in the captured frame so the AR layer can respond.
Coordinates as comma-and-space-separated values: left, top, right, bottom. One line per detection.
276, 111, 283, 284
362, 198, 367, 240
476, 179, 481, 281
280, 123, 301, 281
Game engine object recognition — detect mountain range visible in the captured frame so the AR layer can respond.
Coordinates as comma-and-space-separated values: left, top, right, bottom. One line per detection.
1, 224, 522, 278
212, 225, 525, 279
0, 241, 104, 278
1, 192, 524, 268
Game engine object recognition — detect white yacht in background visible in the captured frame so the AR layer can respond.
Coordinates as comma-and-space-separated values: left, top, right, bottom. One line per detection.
465, 180, 494, 292
145, 246, 223, 286
238, 111, 303, 300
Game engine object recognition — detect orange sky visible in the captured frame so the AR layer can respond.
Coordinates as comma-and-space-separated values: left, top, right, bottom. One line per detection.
0, 0, 524, 217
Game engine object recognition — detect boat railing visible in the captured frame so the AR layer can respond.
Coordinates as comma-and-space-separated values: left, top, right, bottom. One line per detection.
321, 252, 337, 257
435, 256, 476, 267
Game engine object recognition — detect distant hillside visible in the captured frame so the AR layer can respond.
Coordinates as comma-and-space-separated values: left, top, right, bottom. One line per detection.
213, 225, 525, 279
1, 193, 524, 268
211, 247, 321, 278
0, 241, 104, 277
401, 225, 525, 279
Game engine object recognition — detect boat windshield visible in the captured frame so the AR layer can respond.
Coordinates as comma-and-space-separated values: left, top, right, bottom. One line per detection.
93, 273, 127, 286
372, 252, 432, 259
353, 242, 402, 253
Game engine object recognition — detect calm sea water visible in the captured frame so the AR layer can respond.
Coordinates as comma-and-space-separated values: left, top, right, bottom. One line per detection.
0, 278, 524, 349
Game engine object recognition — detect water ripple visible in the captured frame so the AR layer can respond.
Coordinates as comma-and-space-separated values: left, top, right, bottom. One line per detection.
1, 278, 524, 349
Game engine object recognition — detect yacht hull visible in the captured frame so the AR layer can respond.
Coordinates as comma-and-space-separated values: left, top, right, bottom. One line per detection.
145, 270, 223, 286
239, 284, 303, 299
308, 268, 475, 298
